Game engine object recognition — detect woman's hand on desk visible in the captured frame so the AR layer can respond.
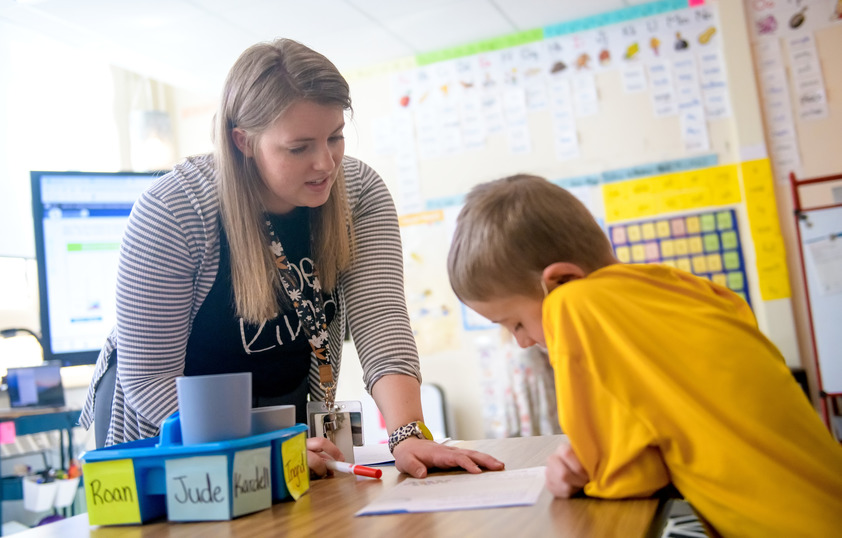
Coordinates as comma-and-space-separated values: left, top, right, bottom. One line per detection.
306, 436, 345, 478
545, 440, 588, 498
392, 438, 505, 478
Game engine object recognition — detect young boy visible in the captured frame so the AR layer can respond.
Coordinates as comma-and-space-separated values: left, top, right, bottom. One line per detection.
447, 174, 842, 537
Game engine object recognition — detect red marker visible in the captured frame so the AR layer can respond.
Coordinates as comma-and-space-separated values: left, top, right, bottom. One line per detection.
326, 460, 382, 479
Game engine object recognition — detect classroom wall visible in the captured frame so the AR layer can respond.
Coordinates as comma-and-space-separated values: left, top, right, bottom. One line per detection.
337, 0, 799, 439
788, 26, 842, 178
748, 5, 842, 416
717, 0, 801, 366
167, 0, 841, 439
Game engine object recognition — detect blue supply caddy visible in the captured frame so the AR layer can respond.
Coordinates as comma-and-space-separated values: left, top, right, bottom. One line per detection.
80, 413, 309, 525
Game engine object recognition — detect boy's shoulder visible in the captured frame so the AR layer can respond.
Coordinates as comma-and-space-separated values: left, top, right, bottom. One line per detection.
586, 263, 714, 290
544, 264, 639, 311
554, 263, 753, 324
570, 263, 670, 292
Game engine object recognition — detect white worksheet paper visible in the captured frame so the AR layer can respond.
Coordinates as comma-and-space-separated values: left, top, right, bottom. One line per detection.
353, 438, 456, 466
807, 235, 842, 296
356, 466, 546, 516
353, 443, 394, 466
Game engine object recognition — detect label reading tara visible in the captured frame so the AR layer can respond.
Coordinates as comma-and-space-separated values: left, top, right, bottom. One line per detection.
83, 459, 142, 525
165, 455, 230, 521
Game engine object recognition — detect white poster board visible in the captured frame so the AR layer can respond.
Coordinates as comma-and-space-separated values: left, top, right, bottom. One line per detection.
798, 205, 842, 394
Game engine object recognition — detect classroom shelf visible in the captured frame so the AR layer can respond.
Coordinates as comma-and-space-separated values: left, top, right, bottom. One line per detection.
0, 408, 81, 536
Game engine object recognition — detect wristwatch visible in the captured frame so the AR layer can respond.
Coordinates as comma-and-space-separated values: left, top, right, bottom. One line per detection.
388, 421, 433, 453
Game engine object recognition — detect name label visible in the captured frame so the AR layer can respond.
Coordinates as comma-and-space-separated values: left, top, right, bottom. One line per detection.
165, 455, 230, 521
232, 446, 272, 517
282, 432, 309, 500
82, 459, 141, 525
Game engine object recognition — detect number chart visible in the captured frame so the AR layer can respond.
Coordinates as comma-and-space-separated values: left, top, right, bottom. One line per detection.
608, 209, 751, 306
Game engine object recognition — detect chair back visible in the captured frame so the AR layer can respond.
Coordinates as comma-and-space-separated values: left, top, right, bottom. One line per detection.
94, 357, 117, 448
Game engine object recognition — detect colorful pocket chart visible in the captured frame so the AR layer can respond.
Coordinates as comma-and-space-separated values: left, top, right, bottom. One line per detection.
609, 209, 751, 306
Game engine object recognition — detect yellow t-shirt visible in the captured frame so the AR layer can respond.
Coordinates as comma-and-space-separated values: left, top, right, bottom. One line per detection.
543, 263, 842, 537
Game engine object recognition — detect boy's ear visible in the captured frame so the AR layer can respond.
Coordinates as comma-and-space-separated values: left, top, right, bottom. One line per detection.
231, 128, 254, 157
541, 262, 587, 294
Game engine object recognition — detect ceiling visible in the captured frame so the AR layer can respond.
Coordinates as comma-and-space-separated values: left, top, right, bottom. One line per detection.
0, 0, 651, 94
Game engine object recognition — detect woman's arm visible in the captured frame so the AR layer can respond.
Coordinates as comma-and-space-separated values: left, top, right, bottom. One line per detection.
340, 158, 421, 388
370, 374, 425, 432
342, 159, 502, 476
115, 182, 206, 432
372, 374, 504, 477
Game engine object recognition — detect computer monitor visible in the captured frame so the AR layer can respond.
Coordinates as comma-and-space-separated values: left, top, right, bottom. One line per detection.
30, 171, 162, 366
5, 365, 65, 409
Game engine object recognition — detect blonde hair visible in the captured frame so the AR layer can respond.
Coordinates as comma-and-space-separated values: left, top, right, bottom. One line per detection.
447, 174, 614, 302
213, 39, 354, 323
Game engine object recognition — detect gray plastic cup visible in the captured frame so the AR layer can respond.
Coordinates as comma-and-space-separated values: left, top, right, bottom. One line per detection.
251, 405, 296, 435
175, 372, 252, 445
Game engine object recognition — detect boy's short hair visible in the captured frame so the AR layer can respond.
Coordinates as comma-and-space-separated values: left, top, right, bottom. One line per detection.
447, 174, 615, 301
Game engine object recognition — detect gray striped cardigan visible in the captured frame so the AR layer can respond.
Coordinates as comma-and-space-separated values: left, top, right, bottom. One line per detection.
79, 154, 421, 445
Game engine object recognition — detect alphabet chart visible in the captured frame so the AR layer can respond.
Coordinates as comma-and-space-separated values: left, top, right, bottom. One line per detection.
608, 208, 751, 306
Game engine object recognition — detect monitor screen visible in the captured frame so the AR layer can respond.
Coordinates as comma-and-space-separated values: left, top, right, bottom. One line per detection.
6, 365, 65, 408
30, 171, 161, 366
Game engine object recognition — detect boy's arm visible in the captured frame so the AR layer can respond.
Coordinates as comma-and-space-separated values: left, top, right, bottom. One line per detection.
545, 440, 589, 498
544, 280, 672, 499
554, 354, 671, 499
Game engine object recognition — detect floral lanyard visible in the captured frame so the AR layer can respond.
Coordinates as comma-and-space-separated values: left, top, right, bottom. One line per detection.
265, 217, 337, 423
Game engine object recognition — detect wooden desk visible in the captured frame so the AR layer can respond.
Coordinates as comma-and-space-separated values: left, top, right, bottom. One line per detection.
13, 435, 666, 537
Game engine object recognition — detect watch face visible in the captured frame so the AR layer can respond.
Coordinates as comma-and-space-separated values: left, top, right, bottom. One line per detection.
389, 421, 435, 453
416, 421, 433, 441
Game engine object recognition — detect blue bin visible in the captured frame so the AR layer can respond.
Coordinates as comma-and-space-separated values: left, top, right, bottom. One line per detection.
80, 413, 309, 525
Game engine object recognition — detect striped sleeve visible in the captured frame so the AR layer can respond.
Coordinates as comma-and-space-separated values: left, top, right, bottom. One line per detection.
114, 159, 218, 434
340, 158, 421, 392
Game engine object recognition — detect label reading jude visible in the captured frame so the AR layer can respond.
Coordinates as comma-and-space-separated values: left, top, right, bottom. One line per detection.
165, 455, 230, 521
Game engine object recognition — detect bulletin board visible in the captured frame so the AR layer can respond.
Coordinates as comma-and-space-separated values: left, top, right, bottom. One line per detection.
337, 0, 806, 437
745, 0, 842, 182
744, 0, 842, 406
364, 0, 741, 213
791, 172, 842, 427
343, 0, 796, 360
608, 208, 751, 305
797, 207, 842, 392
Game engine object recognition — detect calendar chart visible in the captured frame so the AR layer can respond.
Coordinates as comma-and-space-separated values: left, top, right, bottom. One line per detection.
608, 209, 751, 306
